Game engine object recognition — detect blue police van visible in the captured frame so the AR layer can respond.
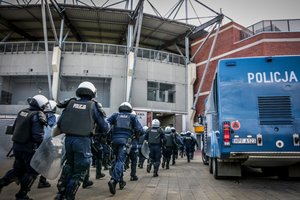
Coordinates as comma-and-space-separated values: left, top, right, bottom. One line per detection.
202, 55, 300, 179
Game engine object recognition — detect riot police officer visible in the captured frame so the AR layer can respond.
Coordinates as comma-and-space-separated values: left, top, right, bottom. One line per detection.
106, 102, 144, 195
170, 127, 183, 165
144, 119, 165, 177
162, 126, 175, 169
54, 81, 109, 200
183, 131, 198, 162
0, 94, 49, 200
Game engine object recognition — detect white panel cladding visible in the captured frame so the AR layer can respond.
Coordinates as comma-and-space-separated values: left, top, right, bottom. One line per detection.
0, 54, 49, 75
61, 53, 126, 78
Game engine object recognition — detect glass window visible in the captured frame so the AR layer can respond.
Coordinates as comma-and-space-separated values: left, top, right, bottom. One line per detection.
289, 19, 300, 32
271, 20, 289, 32
1, 91, 12, 105
147, 81, 175, 103
263, 20, 272, 31
253, 21, 264, 34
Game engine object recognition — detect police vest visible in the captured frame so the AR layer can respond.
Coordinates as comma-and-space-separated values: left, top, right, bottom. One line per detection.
59, 99, 94, 136
12, 109, 38, 144
114, 113, 133, 130
185, 136, 193, 146
148, 128, 161, 144
165, 134, 174, 147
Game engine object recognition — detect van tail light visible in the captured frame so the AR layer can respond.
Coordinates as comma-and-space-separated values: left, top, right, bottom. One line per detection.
293, 133, 299, 146
223, 121, 231, 146
257, 133, 263, 146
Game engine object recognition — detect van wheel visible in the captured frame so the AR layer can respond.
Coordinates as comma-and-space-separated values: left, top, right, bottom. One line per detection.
212, 158, 220, 179
202, 151, 209, 165
209, 157, 213, 174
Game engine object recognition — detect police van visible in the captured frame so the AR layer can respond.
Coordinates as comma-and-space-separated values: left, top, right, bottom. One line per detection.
202, 55, 300, 179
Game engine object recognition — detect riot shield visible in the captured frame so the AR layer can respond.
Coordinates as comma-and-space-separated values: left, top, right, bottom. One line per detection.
30, 134, 65, 180
141, 140, 150, 159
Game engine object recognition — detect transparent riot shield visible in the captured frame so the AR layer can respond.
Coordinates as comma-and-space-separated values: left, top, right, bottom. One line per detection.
141, 140, 150, 159
30, 134, 65, 180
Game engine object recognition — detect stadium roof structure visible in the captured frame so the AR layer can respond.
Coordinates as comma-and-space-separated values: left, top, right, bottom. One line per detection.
0, 0, 225, 54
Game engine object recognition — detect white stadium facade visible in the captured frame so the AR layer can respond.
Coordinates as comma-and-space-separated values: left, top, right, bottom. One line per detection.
0, 0, 224, 131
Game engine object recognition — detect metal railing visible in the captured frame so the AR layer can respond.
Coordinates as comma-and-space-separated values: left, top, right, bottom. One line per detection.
0, 41, 185, 65
240, 19, 300, 40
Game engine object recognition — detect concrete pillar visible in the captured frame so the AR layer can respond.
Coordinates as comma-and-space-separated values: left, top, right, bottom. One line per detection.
126, 51, 135, 102
187, 63, 196, 131
51, 46, 61, 101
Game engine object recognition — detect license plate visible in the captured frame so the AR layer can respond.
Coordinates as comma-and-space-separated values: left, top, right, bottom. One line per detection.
232, 138, 257, 144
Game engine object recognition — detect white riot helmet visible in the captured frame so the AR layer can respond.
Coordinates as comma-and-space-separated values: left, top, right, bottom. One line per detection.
27, 94, 49, 110
76, 81, 97, 99
45, 100, 57, 112
131, 110, 136, 115
151, 119, 160, 128
118, 102, 133, 112
143, 126, 149, 132
165, 126, 171, 133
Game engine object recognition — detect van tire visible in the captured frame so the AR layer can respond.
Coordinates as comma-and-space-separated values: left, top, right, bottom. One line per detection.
212, 158, 220, 179
209, 157, 213, 174
202, 151, 209, 165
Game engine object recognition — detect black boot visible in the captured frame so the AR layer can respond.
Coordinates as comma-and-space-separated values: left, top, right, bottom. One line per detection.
153, 172, 158, 177
146, 163, 152, 173
82, 180, 93, 188
162, 158, 165, 168
37, 176, 51, 188
96, 173, 105, 179
119, 180, 126, 190
153, 167, 159, 177
16, 174, 35, 200
130, 175, 138, 181
64, 178, 81, 200
108, 179, 116, 195
82, 169, 93, 188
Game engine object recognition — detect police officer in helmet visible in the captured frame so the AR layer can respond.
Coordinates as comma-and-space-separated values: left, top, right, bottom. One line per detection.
144, 119, 165, 177
55, 81, 109, 200
0, 94, 49, 200
162, 126, 175, 170
183, 131, 198, 163
107, 102, 144, 195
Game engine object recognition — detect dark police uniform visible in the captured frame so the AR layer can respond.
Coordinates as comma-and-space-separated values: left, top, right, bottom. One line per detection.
183, 132, 198, 162
145, 127, 165, 177
55, 97, 109, 200
0, 106, 47, 200
162, 132, 176, 169
107, 110, 143, 195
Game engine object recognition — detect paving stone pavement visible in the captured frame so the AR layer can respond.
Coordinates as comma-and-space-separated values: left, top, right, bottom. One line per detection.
1, 150, 300, 200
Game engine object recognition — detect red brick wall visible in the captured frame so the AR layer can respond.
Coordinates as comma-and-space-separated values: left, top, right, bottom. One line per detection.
191, 21, 300, 118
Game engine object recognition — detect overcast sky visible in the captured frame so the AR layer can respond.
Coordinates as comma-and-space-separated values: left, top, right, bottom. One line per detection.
142, 0, 300, 27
